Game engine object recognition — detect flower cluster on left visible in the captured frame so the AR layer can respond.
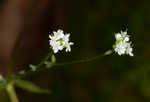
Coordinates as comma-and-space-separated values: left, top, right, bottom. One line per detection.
49, 29, 74, 53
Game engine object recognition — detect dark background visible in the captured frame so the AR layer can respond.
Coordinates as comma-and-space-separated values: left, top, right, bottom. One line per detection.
0, 0, 149, 102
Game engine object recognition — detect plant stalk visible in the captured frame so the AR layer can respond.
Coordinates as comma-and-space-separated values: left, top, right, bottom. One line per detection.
6, 83, 19, 102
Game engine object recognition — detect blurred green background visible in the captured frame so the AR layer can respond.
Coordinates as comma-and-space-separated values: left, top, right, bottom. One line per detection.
0, 0, 150, 102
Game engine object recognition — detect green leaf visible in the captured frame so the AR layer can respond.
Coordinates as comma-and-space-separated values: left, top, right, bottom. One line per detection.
14, 79, 51, 94
51, 55, 56, 63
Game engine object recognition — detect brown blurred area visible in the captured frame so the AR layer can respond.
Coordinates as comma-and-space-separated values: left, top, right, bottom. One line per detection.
0, 0, 64, 76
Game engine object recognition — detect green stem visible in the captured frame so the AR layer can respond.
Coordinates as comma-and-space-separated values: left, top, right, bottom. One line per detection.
6, 83, 19, 102
7, 50, 112, 79
54, 52, 109, 66
37, 52, 53, 68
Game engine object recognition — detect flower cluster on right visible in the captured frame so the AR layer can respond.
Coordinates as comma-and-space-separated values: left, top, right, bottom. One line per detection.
113, 30, 134, 56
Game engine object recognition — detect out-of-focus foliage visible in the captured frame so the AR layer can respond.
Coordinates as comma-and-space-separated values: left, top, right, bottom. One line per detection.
0, 0, 150, 102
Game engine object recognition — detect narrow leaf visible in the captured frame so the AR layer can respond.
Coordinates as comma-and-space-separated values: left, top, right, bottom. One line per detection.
14, 79, 51, 94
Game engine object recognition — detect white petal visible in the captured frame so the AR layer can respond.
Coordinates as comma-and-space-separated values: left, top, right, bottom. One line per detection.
115, 33, 121, 40
69, 42, 74, 45
124, 37, 129, 42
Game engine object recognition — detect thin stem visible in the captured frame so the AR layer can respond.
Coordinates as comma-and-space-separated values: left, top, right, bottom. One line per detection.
54, 54, 105, 66
7, 52, 53, 79
7, 50, 112, 79
53, 50, 113, 66
6, 83, 19, 102
37, 52, 53, 68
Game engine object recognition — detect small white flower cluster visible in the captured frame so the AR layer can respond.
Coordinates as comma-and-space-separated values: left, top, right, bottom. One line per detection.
113, 30, 134, 56
49, 29, 74, 53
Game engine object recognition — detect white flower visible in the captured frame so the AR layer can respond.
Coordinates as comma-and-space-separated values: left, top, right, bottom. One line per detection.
114, 41, 127, 55
126, 43, 134, 56
113, 30, 134, 56
49, 29, 74, 53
